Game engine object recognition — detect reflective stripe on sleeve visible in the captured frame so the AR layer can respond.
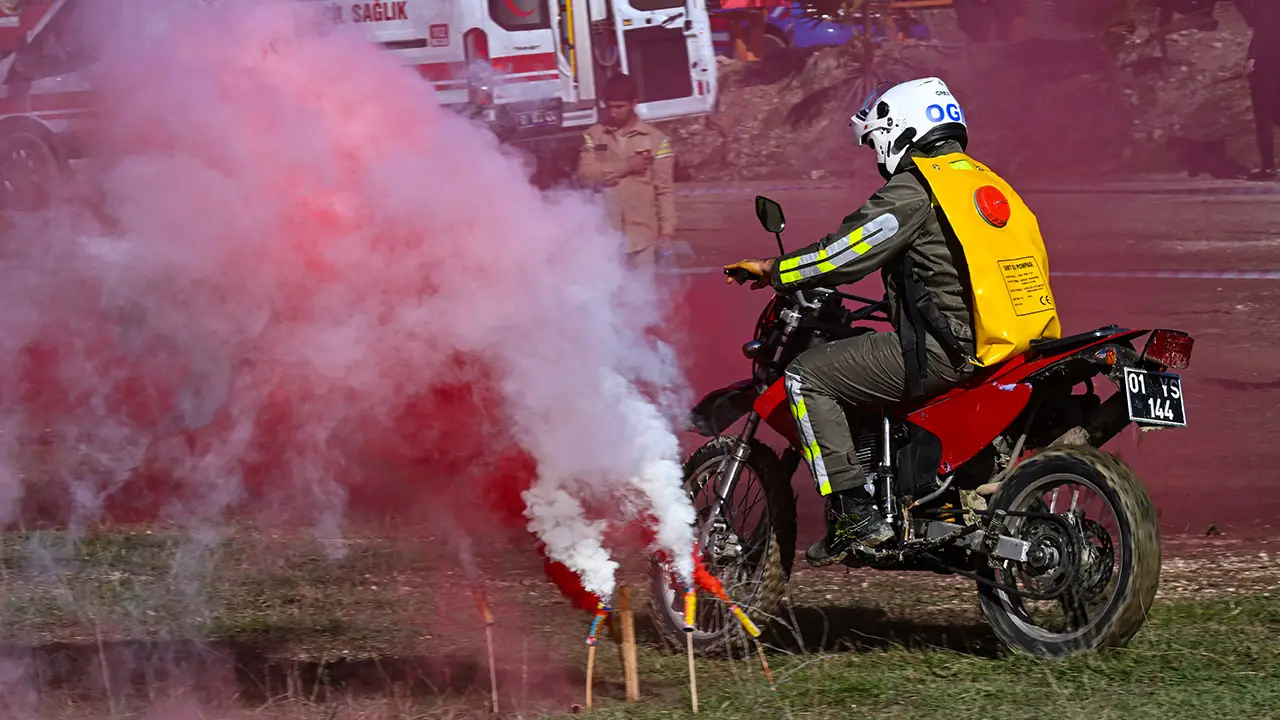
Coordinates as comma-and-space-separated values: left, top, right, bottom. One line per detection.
776, 213, 900, 285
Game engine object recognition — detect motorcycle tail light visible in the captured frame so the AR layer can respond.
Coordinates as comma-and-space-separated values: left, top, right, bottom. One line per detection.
1142, 329, 1194, 370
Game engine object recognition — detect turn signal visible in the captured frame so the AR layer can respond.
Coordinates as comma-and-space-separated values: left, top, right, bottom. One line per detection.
974, 185, 1011, 228
742, 340, 763, 359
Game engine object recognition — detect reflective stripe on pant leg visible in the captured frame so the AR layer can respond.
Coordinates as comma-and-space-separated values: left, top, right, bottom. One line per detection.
784, 371, 831, 496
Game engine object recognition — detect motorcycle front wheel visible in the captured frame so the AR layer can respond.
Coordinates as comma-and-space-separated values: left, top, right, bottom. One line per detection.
977, 444, 1161, 658
648, 434, 797, 656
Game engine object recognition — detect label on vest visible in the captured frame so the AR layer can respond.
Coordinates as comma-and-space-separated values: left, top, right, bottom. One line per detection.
998, 256, 1054, 317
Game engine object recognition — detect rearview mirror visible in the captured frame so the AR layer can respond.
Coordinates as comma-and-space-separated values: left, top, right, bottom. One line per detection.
755, 196, 785, 234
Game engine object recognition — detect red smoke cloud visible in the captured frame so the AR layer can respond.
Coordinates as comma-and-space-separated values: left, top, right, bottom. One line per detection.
0, 0, 695, 609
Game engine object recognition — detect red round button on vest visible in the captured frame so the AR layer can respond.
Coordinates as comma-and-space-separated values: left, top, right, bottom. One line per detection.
974, 185, 1011, 228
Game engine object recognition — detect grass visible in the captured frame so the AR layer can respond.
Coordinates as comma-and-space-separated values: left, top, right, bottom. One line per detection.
587, 598, 1280, 720
0, 528, 1276, 719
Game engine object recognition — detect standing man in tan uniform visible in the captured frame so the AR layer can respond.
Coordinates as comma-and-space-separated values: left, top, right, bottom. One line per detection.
577, 74, 676, 273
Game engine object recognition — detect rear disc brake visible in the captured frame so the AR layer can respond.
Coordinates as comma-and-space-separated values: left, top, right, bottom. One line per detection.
1075, 517, 1115, 602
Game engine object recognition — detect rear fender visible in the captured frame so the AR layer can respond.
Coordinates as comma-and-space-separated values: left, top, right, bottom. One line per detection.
753, 378, 799, 445
688, 379, 758, 437
1003, 329, 1150, 385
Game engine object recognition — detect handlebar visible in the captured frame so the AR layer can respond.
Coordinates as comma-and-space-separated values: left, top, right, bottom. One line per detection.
723, 266, 889, 321
806, 287, 889, 319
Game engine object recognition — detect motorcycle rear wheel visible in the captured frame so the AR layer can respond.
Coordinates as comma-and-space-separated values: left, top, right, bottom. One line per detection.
648, 435, 797, 656
977, 444, 1161, 658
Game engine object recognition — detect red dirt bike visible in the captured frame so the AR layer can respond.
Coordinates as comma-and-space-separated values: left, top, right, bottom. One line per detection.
650, 196, 1194, 659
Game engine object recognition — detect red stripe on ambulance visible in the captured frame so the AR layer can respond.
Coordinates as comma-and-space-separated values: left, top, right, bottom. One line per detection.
415, 53, 558, 85
491, 53, 556, 75
416, 62, 468, 83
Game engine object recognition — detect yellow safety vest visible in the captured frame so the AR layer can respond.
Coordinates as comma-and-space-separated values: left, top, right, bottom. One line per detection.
914, 152, 1061, 367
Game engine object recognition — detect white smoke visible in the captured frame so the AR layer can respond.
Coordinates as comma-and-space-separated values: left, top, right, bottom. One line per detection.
514, 367, 696, 597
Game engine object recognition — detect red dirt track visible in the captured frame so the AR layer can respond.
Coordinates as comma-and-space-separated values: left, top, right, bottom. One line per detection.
664, 183, 1280, 549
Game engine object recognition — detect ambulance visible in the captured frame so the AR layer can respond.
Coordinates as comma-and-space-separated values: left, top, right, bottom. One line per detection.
0, 0, 717, 209
342, 0, 718, 182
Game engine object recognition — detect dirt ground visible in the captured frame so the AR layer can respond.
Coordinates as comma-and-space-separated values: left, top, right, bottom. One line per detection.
0, 523, 1274, 719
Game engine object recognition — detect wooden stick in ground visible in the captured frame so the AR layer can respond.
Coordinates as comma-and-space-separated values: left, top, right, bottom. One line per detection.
617, 584, 641, 701
584, 603, 609, 709
484, 624, 499, 711
473, 588, 499, 713
585, 643, 597, 709
755, 640, 776, 692
692, 548, 775, 693
606, 609, 628, 681
683, 587, 699, 713
729, 603, 775, 691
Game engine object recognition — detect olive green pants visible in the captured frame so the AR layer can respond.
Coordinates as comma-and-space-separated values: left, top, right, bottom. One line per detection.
783, 330, 968, 497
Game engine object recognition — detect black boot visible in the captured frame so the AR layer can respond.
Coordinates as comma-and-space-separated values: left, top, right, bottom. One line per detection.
805, 488, 894, 567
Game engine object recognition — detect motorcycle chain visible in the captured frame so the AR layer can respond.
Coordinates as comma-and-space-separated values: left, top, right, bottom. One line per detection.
909, 510, 1083, 602
923, 550, 1080, 601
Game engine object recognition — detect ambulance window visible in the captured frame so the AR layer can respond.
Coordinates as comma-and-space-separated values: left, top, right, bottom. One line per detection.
629, 0, 686, 10
489, 0, 552, 31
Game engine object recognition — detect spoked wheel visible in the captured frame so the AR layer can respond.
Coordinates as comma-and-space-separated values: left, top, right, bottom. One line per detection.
978, 445, 1161, 658
648, 435, 796, 656
0, 128, 67, 213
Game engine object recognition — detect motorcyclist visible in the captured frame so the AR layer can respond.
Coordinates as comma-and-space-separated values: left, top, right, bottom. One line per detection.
724, 77, 988, 568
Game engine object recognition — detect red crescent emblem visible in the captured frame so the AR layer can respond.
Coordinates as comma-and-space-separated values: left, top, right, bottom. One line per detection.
503, 0, 536, 17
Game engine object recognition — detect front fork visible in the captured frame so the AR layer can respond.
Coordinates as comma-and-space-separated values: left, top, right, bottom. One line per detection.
697, 410, 898, 549
698, 412, 762, 551
878, 412, 897, 527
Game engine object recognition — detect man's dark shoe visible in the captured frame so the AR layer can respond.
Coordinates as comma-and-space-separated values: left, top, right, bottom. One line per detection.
805, 490, 894, 567
1247, 168, 1277, 182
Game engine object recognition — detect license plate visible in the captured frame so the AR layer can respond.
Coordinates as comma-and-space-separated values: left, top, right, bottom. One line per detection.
517, 109, 560, 128
1123, 367, 1186, 427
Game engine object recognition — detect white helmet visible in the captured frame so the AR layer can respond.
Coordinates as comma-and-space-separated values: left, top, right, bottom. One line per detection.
850, 77, 969, 179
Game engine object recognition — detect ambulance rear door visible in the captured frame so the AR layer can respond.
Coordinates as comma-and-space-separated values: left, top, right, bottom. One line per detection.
612, 0, 716, 122
548, 0, 597, 130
